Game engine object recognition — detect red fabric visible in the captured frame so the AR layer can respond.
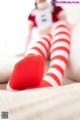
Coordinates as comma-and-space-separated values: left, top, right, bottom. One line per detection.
32, 47, 45, 59
54, 31, 70, 37
52, 39, 70, 45
24, 80, 52, 90
50, 64, 64, 75
51, 55, 68, 64
46, 72, 61, 85
28, 14, 37, 27
28, 6, 63, 28
50, 46, 70, 54
52, 6, 63, 22
56, 24, 70, 31
9, 55, 45, 90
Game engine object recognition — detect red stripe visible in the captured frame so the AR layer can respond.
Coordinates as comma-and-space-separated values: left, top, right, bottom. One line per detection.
54, 31, 70, 38
46, 73, 62, 85
37, 41, 48, 54
42, 37, 51, 47
50, 46, 70, 54
55, 25, 70, 31
50, 55, 67, 64
50, 64, 64, 75
52, 39, 70, 46
32, 47, 45, 59
47, 33, 52, 39
40, 80, 53, 87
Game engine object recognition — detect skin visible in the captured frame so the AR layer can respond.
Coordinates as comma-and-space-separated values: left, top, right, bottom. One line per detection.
35, 0, 46, 4
20, 0, 49, 55
28, 0, 51, 36
0, 0, 67, 82
17, 0, 66, 55
32, 0, 66, 36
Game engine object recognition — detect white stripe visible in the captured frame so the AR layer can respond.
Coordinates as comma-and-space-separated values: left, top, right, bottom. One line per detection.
51, 38, 70, 45
51, 50, 69, 60
26, 49, 41, 56
43, 76, 58, 86
47, 68, 62, 83
41, 38, 50, 49
52, 27, 70, 37
41, 34, 51, 41
51, 21, 70, 33
34, 43, 47, 57
50, 59, 66, 70
50, 41, 69, 52
53, 34, 70, 43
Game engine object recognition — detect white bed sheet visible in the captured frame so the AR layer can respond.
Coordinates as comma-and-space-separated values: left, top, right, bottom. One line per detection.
0, 83, 80, 120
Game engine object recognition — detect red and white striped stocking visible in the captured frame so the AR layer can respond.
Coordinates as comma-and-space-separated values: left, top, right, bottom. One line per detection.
35, 21, 71, 88
8, 33, 52, 90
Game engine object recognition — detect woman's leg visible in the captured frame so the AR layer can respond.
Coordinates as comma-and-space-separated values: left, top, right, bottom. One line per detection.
7, 33, 52, 90
35, 21, 71, 88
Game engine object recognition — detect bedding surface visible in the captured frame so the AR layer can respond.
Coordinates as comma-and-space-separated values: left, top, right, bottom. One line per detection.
0, 83, 80, 120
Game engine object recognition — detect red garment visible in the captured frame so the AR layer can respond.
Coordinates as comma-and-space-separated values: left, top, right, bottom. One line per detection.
28, 6, 63, 28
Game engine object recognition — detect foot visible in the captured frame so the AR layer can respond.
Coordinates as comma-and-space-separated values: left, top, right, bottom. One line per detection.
9, 55, 45, 90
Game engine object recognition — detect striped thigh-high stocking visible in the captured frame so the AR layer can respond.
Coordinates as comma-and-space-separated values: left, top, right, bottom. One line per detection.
7, 33, 52, 90
36, 21, 71, 88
